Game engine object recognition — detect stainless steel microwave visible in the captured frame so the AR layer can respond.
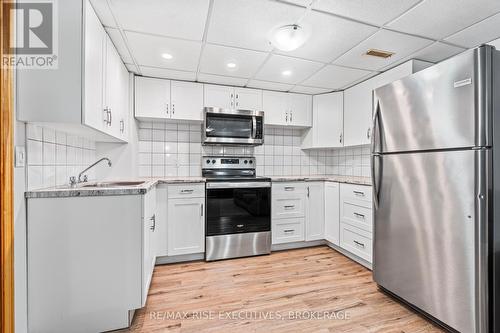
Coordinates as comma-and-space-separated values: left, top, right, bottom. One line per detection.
203, 107, 264, 145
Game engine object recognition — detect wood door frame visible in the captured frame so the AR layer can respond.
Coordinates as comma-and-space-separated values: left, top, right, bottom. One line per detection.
0, 0, 14, 332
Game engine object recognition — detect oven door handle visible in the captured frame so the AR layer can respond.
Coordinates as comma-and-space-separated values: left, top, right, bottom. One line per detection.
206, 182, 271, 189
251, 116, 257, 139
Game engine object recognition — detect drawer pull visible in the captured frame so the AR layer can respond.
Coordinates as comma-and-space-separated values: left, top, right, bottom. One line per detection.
353, 191, 365, 197
284, 187, 295, 191
284, 229, 295, 233
284, 205, 295, 210
353, 212, 365, 219
353, 240, 365, 248
180, 189, 194, 193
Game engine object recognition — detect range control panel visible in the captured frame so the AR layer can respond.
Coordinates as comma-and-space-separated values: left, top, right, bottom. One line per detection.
202, 156, 256, 169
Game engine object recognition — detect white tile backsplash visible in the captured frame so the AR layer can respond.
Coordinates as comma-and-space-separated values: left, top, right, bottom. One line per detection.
26, 124, 97, 190
137, 122, 370, 178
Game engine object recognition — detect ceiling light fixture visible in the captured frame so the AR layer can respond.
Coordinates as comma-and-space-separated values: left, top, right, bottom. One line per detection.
282, 70, 292, 76
268, 24, 310, 52
161, 53, 173, 60
226, 62, 237, 69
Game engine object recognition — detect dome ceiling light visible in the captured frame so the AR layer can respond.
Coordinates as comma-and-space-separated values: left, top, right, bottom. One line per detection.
268, 24, 310, 52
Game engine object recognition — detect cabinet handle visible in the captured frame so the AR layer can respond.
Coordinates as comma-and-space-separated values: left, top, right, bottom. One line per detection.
180, 189, 194, 194
284, 205, 295, 209
149, 214, 156, 231
353, 212, 365, 219
108, 108, 112, 125
284, 186, 295, 191
353, 240, 365, 248
284, 229, 294, 233
103, 107, 109, 124
200, 204, 204, 217
367, 128, 371, 139
166, 104, 169, 115
172, 103, 175, 115
307, 186, 310, 198
290, 111, 293, 123
285, 112, 288, 123
339, 133, 343, 144
120, 120, 124, 133
236, 94, 239, 99
353, 190, 365, 197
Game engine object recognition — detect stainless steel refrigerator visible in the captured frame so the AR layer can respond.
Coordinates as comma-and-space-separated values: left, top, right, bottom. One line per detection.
372, 45, 500, 333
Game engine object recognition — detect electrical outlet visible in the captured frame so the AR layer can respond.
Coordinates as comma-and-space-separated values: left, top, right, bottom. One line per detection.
15, 146, 26, 167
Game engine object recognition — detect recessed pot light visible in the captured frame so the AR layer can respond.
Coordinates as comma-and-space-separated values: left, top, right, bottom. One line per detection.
161, 53, 173, 60
268, 24, 310, 52
282, 70, 292, 76
226, 62, 237, 69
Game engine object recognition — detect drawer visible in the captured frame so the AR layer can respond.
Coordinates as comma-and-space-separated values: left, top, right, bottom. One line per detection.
272, 182, 306, 196
167, 184, 205, 199
341, 202, 372, 233
272, 218, 305, 244
340, 223, 372, 263
272, 196, 305, 219
340, 183, 372, 208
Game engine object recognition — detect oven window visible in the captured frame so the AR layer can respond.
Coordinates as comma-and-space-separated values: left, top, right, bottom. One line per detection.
206, 187, 271, 236
206, 114, 252, 139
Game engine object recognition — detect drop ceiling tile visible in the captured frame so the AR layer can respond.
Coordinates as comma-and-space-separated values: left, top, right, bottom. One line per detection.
254, 55, 323, 84
445, 12, 500, 48
207, 0, 304, 51
407, 42, 465, 63
333, 29, 433, 71
387, 0, 500, 40
289, 86, 332, 94
139, 67, 197, 81
312, 0, 422, 26
197, 73, 248, 87
246, 80, 294, 92
199, 44, 268, 78
125, 31, 202, 71
274, 10, 377, 63
105, 28, 133, 64
89, 0, 116, 27
302, 65, 372, 89
107, 0, 210, 40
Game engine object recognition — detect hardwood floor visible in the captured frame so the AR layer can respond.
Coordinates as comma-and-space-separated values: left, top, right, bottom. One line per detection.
125, 246, 444, 332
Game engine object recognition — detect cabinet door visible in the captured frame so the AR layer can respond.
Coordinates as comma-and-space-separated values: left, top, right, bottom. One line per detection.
142, 188, 156, 306
135, 77, 170, 119
117, 63, 129, 140
313, 92, 344, 147
263, 91, 287, 126
324, 182, 340, 245
344, 82, 372, 147
155, 185, 168, 257
171, 81, 204, 121
305, 182, 324, 241
104, 36, 124, 138
167, 197, 205, 256
204, 84, 233, 109
289, 93, 312, 127
83, 2, 106, 132
234, 87, 262, 110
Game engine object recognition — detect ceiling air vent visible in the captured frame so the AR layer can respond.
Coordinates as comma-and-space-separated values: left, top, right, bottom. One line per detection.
365, 49, 394, 58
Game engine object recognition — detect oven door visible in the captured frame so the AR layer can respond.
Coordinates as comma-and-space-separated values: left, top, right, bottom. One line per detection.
205, 182, 271, 236
203, 108, 264, 145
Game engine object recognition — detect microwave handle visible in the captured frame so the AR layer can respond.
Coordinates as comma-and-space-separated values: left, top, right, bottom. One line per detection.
251, 116, 257, 139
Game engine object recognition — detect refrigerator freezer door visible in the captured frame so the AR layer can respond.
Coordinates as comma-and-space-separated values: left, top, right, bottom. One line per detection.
372, 46, 493, 154
373, 149, 480, 332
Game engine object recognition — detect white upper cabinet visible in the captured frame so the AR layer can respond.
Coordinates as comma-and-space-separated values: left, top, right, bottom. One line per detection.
135, 77, 203, 122
302, 92, 343, 149
204, 85, 263, 110
17, 0, 129, 142
135, 77, 170, 119
171, 80, 204, 121
263, 91, 312, 127
343, 59, 432, 147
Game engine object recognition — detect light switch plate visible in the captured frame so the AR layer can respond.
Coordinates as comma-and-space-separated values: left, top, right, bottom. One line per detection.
15, 146, 26, 167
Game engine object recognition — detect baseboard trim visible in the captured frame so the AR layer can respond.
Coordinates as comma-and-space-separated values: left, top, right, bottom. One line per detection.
271, 240, 326, 251
156, 253, 205, 265
324, 240, 372, 270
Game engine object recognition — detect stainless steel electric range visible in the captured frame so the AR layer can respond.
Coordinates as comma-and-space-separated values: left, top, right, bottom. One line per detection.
203, 156, 271, 261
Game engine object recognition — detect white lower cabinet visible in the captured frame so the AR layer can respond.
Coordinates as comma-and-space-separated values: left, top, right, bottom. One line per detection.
273, 218, 305, 244
305, 182, 325, 241
142, 188, 157, 306
324, 182, 340, 245
272, 182, 306, 244
166, 184, 205, 256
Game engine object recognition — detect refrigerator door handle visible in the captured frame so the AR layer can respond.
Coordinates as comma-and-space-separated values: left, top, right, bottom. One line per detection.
371, 154, 381, 209
371, 100, 381, 154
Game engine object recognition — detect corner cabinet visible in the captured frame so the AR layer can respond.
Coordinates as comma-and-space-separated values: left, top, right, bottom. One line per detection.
135, 77, 204, 122
17, 0, 129, 142
263, 91, 312, 127
204, 84, 263, 110
302, 92, 343, 149
343, 59, 432, 146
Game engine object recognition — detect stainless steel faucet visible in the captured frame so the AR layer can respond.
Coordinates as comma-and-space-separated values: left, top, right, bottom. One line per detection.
69, 157, 112, 186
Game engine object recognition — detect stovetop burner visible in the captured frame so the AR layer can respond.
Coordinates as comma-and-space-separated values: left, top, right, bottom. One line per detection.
202, 156, 268, 182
